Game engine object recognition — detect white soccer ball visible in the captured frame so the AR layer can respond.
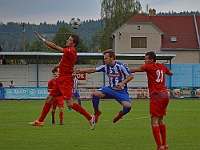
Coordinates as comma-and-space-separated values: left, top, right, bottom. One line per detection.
69, 17, 82, 29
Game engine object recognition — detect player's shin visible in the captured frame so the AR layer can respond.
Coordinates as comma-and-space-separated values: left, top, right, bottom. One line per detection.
38, 102, 51, 122
122, 107, 131, 115
78, 99, 82, 106
92, 94, 100, 111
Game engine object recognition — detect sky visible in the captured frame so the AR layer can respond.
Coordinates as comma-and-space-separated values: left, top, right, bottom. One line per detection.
1, 0, 200, 25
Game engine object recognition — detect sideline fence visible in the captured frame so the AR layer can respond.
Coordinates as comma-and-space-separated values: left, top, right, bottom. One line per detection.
0, 87, 200, 100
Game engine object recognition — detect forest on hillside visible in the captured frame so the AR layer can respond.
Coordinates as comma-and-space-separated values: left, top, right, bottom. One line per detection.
0, 19, 102, 52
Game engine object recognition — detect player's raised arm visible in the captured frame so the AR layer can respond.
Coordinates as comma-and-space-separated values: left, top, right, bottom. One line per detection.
129, 67, 143, 73
52, 62, 60, 73
34, 31, 63, 52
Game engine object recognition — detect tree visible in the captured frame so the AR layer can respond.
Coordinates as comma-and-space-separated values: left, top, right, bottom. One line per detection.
29, 25, 90, 64
30, 41, 47, 52
100, 0, 142, 51
52, 25, 89, 53
52, 25, 71, 47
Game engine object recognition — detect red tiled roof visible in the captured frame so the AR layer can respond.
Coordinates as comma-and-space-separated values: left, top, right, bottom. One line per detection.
127, 14, 200, 49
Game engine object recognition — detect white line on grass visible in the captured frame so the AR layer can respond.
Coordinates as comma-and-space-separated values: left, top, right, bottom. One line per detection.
62, 116, 150, 124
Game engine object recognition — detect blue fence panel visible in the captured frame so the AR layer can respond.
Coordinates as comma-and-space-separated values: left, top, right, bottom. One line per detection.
0, 88, 4, 99
194, 65, 200, 87
165, 64, 171, 87
166, 64, 200, 87
172, 64, 193, 87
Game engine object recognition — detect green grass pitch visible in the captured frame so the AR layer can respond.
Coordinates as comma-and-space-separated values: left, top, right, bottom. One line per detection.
0, 99, 200, 150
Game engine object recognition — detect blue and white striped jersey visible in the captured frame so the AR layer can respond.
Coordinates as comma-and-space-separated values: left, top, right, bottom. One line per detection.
72, 77, 78, 93
96, 61, 131, 89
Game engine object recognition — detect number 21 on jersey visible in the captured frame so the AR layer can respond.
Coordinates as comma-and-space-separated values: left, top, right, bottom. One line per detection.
156, 69, 164, 82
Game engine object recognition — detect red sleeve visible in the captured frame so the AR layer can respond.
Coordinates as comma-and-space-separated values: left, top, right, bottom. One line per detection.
141, 64, 150, 72
48, 79, 53, 89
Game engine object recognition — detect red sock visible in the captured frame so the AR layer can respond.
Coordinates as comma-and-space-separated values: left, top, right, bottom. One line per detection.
38, 102, 51, 122
72, 103, 92, 121
94, 110, 101, 115
159, 124, 167, 145
59, 111, 63, 123
152, 126, 161, 148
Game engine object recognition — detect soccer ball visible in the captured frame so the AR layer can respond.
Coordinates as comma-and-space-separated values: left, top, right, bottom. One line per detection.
69, 17, 82, 29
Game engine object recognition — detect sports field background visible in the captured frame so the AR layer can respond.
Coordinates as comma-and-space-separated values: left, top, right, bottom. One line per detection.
0, 99, 199, 150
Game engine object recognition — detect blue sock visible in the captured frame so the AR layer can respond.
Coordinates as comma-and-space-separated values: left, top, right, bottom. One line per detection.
122, 107, 131, 115
92, 95, 100, 111
78, 100, 82, 106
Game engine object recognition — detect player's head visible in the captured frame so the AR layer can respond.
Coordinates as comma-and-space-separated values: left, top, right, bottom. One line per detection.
53, 71, 59, 79
145, 51, 156, 64
66, 35, 79, 47
103, 49, 116, 66
52, 69, 59, 79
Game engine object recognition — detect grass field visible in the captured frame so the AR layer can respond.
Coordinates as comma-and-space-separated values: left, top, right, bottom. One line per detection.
0, 99, 200, 150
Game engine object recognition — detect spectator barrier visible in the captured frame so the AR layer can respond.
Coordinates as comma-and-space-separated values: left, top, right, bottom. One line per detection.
1, 87, 200, 100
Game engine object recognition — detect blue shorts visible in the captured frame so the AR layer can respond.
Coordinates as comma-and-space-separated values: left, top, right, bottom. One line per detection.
99, 86, 131, 104
73, 92, 80, 99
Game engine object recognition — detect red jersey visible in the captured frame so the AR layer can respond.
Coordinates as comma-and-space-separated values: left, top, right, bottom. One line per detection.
48, 79, 56, 89
141, 63, 170, 95
59, 46, 77, 77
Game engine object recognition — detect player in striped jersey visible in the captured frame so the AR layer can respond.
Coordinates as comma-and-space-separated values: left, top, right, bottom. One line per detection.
78, 49, 134, 124
68, 74, 82, 110
72, 75, 82, 106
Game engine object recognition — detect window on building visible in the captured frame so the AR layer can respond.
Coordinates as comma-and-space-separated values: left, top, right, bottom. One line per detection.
131, 37, 147, 48
170, 36, 177, 42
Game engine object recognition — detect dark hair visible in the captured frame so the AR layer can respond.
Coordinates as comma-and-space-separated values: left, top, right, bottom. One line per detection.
103, 49, 116, 60
145, 51, 156, 62
71, 35, 79, 47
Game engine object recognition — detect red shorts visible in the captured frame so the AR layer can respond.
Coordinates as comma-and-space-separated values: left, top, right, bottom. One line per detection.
150, 97, 169, 118
51, 96, 64, 110
50, 75, 74, 100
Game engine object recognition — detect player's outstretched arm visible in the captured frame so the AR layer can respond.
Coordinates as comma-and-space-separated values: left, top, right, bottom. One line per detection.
76, 68, 97, 74
129, 67, 143, 73
34, 31, 63, 52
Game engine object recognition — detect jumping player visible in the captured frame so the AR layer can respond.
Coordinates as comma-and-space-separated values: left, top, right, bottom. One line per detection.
29, 31, 95, 130
77, 49, 134, 124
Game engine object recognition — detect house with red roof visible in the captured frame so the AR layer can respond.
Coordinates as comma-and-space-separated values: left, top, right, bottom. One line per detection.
112, 11, 200, 64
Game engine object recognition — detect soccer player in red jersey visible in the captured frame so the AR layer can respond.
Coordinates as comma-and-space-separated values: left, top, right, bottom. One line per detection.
48, 69, 64, 125
29, 31, 95, 130
130, 51, 173, 150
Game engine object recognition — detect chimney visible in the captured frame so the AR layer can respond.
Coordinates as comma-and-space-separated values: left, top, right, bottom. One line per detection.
149, 9, 156, 16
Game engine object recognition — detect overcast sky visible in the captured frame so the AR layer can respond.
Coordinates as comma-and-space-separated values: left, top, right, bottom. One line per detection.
1, 0, 199, 25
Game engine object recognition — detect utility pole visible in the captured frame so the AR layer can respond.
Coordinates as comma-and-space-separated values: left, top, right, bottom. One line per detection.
10, 33, 17, 64
22, 22, 26, 64
146, 4, 149, 17
22, 22, 26, 51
